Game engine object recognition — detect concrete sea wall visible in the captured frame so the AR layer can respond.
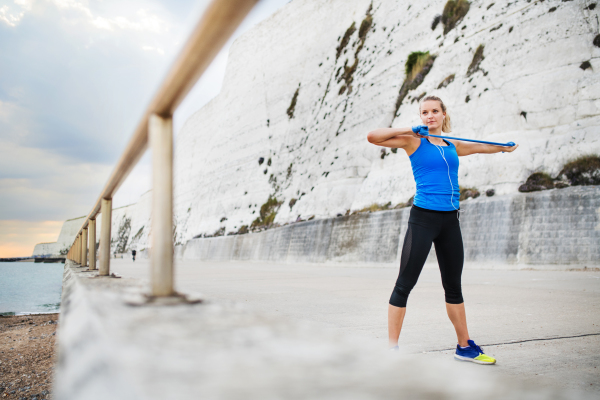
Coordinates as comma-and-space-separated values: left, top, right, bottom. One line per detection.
179, 186, 600, 266
461, 186, 600, 264
179, 208, 406, 264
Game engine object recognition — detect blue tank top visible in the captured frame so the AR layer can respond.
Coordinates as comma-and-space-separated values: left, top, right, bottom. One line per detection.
409, 138, 460, 211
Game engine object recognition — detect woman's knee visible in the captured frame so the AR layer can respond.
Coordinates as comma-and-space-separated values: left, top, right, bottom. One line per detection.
444, 289, 464, 304
389, 285, 412, 308
441, 274, 463, 304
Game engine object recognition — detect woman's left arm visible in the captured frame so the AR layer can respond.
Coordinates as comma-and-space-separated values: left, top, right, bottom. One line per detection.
450, 140, 519, 156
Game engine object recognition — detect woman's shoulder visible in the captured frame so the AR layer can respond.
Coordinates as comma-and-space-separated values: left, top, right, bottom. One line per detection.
405, 137, 424, 157
445, 138, 460, 148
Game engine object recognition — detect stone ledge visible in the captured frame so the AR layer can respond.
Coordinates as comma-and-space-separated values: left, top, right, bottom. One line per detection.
54, 261, 591, 400
176, 186, 600, 266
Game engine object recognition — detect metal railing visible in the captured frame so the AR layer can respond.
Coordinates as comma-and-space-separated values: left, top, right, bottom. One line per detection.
66, 0, 259, 296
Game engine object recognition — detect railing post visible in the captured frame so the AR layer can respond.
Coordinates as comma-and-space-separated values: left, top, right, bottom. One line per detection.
75, 236, 80, 264
89, 219, 96, 270
81, 228, 88, 267
149, 114, 174, 297
99, 198, 112, 276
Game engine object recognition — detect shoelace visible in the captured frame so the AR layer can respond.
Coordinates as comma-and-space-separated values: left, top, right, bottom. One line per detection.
471, 343, 484, 355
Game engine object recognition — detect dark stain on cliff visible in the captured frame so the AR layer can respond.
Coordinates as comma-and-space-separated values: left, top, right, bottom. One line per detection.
437, 74, 455, 89
335, 115, 346, 136
251, 195, 282, 231
431, 14, 442, 30
114, 217, 131, 254
336, 3, 373, 96
356, 5, 373, 54
489, 23, 502, 32
287, 85, 300, 119
467, 44, 485, 77
580, 61, 592, 71
392, 51, 436, 122
336, 22, 356, 60
441, 0, 470, 34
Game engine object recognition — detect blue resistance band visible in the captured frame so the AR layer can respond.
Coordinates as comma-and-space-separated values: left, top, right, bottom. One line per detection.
421, 132, 515, 147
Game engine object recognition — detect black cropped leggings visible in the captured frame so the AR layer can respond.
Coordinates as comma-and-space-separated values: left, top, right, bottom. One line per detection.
389, 205, 464, 308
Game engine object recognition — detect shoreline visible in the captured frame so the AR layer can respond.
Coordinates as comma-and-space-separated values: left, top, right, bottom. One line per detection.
0, 311, 60, 317
0, 258, 65, 264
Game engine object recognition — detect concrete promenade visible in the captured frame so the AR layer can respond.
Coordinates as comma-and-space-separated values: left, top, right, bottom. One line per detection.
111, 259, 600, 395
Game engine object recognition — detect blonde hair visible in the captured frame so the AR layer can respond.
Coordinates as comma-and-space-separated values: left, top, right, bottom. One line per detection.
420, 95, 452, 133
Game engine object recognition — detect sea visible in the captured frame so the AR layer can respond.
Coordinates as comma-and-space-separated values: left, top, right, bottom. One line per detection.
0, 261, 64, 316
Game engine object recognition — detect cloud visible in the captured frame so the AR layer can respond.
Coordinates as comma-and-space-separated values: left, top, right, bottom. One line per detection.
142, 45, 165, 55
0, 0, 182, 164
0, 0, 291, 235
0, 139, 112, 221
50, 0, 93, 17
0, 220, 63, 257
1, 0, 170, 34
92, 9, 168, 33
0, 0, 32, 27
0, 0, 213, 223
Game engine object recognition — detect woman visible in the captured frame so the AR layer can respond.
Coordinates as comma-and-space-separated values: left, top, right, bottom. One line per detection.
366, 96, 518, 364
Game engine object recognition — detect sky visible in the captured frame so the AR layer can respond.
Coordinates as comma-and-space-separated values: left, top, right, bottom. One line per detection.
0, 0, 291, 257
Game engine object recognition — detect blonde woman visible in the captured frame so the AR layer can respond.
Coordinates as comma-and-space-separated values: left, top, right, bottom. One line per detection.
367, 96, 518, 364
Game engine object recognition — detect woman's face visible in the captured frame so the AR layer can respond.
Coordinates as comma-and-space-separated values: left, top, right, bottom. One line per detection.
419, 100, 445, 130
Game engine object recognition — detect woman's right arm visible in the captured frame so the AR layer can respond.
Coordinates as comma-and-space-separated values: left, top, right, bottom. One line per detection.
366, 127, 420, 149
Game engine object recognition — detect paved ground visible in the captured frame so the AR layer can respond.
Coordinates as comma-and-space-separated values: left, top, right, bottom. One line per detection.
111, 259, 600, 394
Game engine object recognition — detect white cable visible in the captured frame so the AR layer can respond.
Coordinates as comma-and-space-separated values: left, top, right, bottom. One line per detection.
432, 140, 461, 220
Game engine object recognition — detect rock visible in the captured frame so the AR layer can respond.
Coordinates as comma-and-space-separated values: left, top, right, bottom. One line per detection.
518, 172, 555, 193
460, 187, 480, 200
556, 155, 600, 186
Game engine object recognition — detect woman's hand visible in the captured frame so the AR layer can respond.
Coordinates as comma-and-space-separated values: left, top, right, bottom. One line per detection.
411, 125, 429, 138
502, 144, 519, 153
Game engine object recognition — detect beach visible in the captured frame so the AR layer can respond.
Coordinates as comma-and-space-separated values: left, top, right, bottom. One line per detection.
0, 313, 58, 399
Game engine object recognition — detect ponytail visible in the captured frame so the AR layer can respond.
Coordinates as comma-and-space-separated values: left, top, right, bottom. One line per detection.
420, 95, 452, 133
442, 112, 451, 133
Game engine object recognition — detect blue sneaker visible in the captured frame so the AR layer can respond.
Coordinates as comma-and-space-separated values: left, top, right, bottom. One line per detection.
454, 340, 496, 365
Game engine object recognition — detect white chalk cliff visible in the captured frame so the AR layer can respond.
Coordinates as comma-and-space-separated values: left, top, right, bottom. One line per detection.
37, 0, 600, 255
